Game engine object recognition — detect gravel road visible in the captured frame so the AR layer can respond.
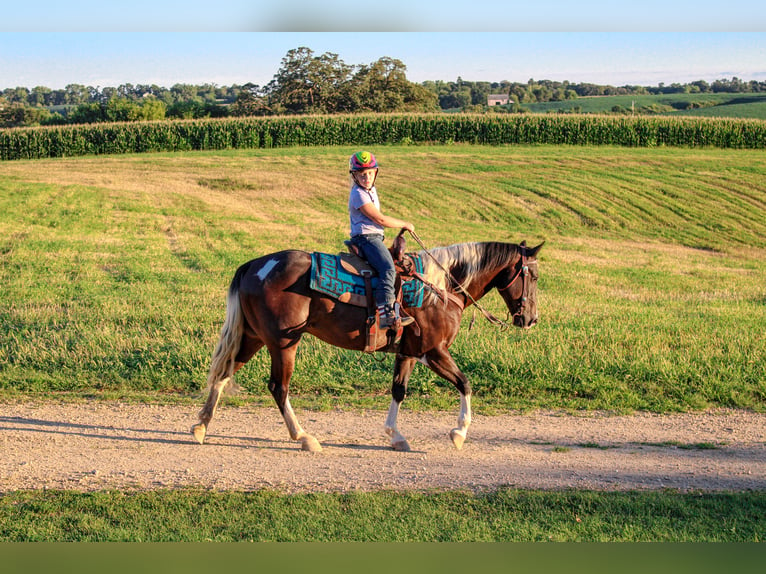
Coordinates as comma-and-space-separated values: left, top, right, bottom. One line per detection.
1, 402, 764, 493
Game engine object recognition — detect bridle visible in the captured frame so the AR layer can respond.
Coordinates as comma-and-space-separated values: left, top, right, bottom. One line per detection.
496, 244, 535, 322
408, 232, 536, 331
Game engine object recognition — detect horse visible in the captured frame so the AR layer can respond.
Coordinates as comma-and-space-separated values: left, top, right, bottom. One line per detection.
191, 234, 543, 452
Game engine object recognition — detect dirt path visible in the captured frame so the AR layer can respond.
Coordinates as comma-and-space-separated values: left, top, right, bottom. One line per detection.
1, 401, 764, 493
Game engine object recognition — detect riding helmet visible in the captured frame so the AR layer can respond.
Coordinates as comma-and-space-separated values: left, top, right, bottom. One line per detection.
349, 151, 378, 172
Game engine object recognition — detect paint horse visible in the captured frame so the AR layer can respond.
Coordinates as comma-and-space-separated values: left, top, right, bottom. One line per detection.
192, 236, 543, 452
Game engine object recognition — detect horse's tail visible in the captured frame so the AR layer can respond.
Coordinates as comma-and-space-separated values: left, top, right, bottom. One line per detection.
204, 263, 249, 390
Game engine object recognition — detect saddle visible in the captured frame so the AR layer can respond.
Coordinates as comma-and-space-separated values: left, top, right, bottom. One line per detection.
340, 230, 412, 301
310, 231, 422, 353
342, 231, 421, 353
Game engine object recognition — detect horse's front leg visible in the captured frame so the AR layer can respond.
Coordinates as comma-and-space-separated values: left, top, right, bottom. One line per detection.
385, 355, 417, 451
269, 345, 322, 453
424, 346, 472, 450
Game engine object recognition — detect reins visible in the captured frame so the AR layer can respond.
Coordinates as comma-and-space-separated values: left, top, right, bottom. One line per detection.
407, 231, 519, 331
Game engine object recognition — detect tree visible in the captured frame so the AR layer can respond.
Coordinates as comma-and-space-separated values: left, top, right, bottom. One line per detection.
690, 80, 710, 93
349, 57, 438, 113
198, 83, 219, 102
266, 47, 352, 114
117, 83, 137, 100
104, 98, 142, 122
100, 87, 118, 102
170, 83, 200, 103
470, 82, 492, 106
229, 83, 271, 116
0, 98, 60, 127
68, 102, 105, 124
29, 86, 53, 106
139, 98, 167, 121
3, 87, 30, 105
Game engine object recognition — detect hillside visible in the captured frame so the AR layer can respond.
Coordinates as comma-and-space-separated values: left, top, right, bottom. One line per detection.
0, 145, 764, 412
523, 92, 766, 119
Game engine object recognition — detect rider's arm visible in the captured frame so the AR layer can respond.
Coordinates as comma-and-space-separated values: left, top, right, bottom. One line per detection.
359, 203, 415, 232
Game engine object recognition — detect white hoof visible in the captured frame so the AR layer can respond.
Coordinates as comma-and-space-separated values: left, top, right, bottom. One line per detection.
450, 429, 466, 450
300, 435, 323, 453
191, 423, 206, 445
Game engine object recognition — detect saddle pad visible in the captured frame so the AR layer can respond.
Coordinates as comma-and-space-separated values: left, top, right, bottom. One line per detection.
310, 252, 425, 309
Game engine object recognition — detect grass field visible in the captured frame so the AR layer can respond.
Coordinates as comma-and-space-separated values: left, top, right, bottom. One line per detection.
1, 488, 763, 542
525, 92, 766, 119
1, 144, 764, 412
1, 144, 765, 543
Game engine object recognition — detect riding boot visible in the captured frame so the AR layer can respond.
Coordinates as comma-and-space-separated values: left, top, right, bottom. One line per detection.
378, 303, 415, 329
394, 302, 415, 327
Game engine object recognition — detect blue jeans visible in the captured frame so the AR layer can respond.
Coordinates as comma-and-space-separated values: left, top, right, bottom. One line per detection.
350, 233, 395, 307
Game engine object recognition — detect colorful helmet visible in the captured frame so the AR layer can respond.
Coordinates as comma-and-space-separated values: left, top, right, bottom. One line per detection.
349, 151, 378, 172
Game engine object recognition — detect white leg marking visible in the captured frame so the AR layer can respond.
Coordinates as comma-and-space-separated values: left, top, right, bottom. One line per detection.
283, 397, 322, 452
192, 376, 231, 444
458, 393, 472, 431
450, 394, 472, 450
282, 397, 305, 440
384, 398, 400, 437
385, 398, 411, 451
255, 258, 278, 281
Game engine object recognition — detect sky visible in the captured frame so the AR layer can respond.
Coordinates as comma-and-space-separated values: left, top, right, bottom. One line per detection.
1, 2, 765, 90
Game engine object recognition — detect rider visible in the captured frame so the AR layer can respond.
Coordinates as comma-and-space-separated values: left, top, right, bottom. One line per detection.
347, 151, 415, 329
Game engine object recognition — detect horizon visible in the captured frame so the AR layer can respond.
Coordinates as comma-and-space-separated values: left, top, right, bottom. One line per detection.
2, 33, 765, 92
3, 74, 762, 94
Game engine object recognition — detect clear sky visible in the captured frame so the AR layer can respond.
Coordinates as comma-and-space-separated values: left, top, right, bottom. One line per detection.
1, 2, 765, 90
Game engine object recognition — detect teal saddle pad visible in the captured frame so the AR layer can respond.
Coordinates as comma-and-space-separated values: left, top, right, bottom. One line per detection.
309, 252, 426, 309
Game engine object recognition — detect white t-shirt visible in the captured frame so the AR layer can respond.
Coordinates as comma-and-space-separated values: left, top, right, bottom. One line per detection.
348, 184, 384, 237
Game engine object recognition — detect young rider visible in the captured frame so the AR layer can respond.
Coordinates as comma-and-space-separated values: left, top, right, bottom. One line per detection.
347, 151, 415, 329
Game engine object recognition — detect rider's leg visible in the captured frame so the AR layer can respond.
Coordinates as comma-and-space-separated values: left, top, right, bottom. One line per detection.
350, 234, 404, 327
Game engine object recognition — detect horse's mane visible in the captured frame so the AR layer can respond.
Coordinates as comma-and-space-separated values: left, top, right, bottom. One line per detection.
418, 242, 519, 303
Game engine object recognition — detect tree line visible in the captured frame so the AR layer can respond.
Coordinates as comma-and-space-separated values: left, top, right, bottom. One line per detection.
0, 47, 438, 128
2, 45, 765, 128
428, 76, 766, 111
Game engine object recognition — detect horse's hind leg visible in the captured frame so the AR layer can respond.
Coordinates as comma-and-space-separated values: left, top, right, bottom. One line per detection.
423, 346, 473, 450
268, 344, 322, 453
192, 335, 263, 444
193, 376, 233, 445
385, 355, 417, 451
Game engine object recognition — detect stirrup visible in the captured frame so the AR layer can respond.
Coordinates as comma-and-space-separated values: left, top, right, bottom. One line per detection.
378, 303, 414, 329
377, 304, 395, 329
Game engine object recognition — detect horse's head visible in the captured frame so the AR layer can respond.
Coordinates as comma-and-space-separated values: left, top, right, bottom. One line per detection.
495, 241, 544, 329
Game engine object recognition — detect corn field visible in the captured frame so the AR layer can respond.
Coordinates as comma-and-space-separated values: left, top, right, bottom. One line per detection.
1, 113, 765, 160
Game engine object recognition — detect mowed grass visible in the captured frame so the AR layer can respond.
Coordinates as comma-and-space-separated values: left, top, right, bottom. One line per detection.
1, 145, 765, 544
525, 92, 766, 119
1, 488, 764, 542
0, 144, 764, 412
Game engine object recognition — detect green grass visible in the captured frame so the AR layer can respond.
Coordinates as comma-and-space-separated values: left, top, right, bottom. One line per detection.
1, 144, 764, 413
1, 144, 765, 545
525, 92, 766, 119
0, 488, 763, 542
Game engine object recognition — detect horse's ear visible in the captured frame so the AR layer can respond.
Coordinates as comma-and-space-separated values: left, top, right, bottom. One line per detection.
520, 240, 527, 247
528, 241, 545, 258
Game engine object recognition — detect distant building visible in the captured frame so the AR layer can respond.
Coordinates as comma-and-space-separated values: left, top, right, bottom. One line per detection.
487, 94, 510, 106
